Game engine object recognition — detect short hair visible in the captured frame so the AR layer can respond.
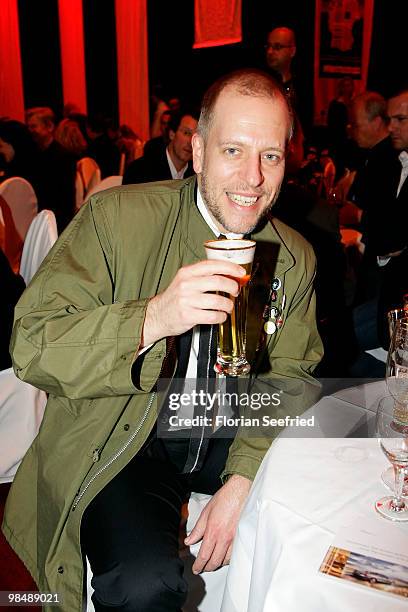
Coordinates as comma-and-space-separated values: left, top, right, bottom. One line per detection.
25, 106, 56, 128
54, 119, 87, 157
353, 92, 387, 122
388, 88, 408, 101
197, 68, 293, 142
267, 26, 296, 46
168, 109, 199, 133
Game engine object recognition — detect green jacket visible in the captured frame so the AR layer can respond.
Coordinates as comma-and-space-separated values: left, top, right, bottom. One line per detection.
2, 176, 322, 611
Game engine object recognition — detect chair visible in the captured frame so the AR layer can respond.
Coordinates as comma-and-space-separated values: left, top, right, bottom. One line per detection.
84, 176, 123, 201
75, 157, 102, 211
0, 177, 38, 243
19, 210, 58, 285
0, 367, 46, 483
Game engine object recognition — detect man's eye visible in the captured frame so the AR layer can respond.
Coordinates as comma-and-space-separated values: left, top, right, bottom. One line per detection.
225, 148, 239, 156
264, 153, 280, 162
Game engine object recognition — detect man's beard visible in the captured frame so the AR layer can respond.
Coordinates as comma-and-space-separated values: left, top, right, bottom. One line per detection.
199, 170, 280, 235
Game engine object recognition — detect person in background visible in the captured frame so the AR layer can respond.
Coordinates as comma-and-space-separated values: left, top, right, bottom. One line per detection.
143, 108, 172, 158
265, 27, 297, 109
0, 120, 38, 187
117, 125, 144, 175
54, 119, 88, 160
123, 109, 198, 185
26, 107, 77, 233
265, 26, 304, 173
327, 76, 356, 179
0, 246, 25, 370
377, 89, 408, 347
86, 114, 121, 178
348, 91, 400, 304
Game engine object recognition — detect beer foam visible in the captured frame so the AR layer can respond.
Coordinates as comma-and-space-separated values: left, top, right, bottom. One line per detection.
204, 239, 255, 264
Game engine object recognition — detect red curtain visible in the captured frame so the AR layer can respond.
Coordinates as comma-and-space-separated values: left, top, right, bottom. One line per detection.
314, 0, 374, 125
193, 0, 242, 49
115, 0, 150, 142
0, 0, 24, 121
58, 0, 87, 114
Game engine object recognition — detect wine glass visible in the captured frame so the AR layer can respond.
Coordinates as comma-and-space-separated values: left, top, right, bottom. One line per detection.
382, 319, 408, 493
375, 395, 408, 521
386, 319, 408, 405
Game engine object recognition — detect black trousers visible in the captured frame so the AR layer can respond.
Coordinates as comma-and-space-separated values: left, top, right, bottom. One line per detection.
81, 433, 232, 612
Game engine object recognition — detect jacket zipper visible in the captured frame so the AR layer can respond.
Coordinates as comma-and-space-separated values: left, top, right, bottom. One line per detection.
72, 336, 176, 511
71, 392, 156, 511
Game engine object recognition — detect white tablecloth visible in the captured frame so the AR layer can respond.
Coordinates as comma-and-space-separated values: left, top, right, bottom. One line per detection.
222, 381, 408, 612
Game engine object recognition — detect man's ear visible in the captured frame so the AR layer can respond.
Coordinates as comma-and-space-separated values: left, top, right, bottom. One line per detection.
192, 132, 204, 174
168, 129, 175, 142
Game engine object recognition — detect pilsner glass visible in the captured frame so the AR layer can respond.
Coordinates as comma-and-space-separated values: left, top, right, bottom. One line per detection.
204, 238, 256, 376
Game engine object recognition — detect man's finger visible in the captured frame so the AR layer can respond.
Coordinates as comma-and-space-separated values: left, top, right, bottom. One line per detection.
191, 536, 216, 575
201, 540, 229, 573
184, 510, 208, 546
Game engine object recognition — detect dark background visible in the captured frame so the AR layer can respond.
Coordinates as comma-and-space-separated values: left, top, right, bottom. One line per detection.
17, 0, 406, 132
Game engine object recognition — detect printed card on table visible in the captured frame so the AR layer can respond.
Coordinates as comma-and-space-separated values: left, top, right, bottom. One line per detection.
319, 518, 408, 600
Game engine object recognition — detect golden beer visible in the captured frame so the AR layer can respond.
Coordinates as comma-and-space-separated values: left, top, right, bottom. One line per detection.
204, 239, 256, 376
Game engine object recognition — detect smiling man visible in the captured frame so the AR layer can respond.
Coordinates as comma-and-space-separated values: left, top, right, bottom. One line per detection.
4, 69, 322, 612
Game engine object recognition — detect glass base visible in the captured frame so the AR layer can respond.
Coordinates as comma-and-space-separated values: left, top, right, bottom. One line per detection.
381, 467, 408, 497
214, 359, 251, 377
375, 496, 408, 521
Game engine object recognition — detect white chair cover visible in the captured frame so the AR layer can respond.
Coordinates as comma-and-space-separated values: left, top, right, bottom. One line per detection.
19, 210, 58, 285
0, 367, 46, 483
0, 177, 38, 242
75, 157, 102, 211
85, 176, 123, 202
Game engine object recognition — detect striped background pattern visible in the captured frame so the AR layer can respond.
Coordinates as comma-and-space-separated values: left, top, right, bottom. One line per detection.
1, 0, 150, 140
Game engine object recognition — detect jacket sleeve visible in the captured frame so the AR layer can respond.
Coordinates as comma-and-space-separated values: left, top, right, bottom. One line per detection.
221, 244, 323, 482
10, 197, 166, 399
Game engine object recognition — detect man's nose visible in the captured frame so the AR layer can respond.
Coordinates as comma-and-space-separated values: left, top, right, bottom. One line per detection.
240, 156, 264, 187
388, 118, 397, 133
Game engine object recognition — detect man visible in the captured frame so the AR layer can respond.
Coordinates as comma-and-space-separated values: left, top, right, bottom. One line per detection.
377, 89, 408, 346
349, 91, 401, 267
265, 26, 304, 173
4, 69, 322, 611
26, 107, 77, 233
123, 110, 197, 184
265, 27, 297, 109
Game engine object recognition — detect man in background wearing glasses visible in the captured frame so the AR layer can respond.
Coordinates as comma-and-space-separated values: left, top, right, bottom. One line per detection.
265, 27, 304, 174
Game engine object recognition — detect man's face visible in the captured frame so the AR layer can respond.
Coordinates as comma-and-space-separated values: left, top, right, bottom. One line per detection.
168, 115, 197, 167
350, 101, 376, 149
192, 89, 290, 235
388, 93, 408, 152
26, 116, 53, 147
265, 29, 295, 76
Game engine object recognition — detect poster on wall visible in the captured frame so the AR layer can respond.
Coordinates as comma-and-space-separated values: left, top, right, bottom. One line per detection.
319, 0, 364, 78
314, 0, 374, 125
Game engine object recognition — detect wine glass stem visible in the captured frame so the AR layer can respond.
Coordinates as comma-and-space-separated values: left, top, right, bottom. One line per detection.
392, 465, 407, 511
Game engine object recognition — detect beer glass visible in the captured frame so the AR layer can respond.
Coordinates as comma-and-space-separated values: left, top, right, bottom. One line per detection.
204, 238, 256, 376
